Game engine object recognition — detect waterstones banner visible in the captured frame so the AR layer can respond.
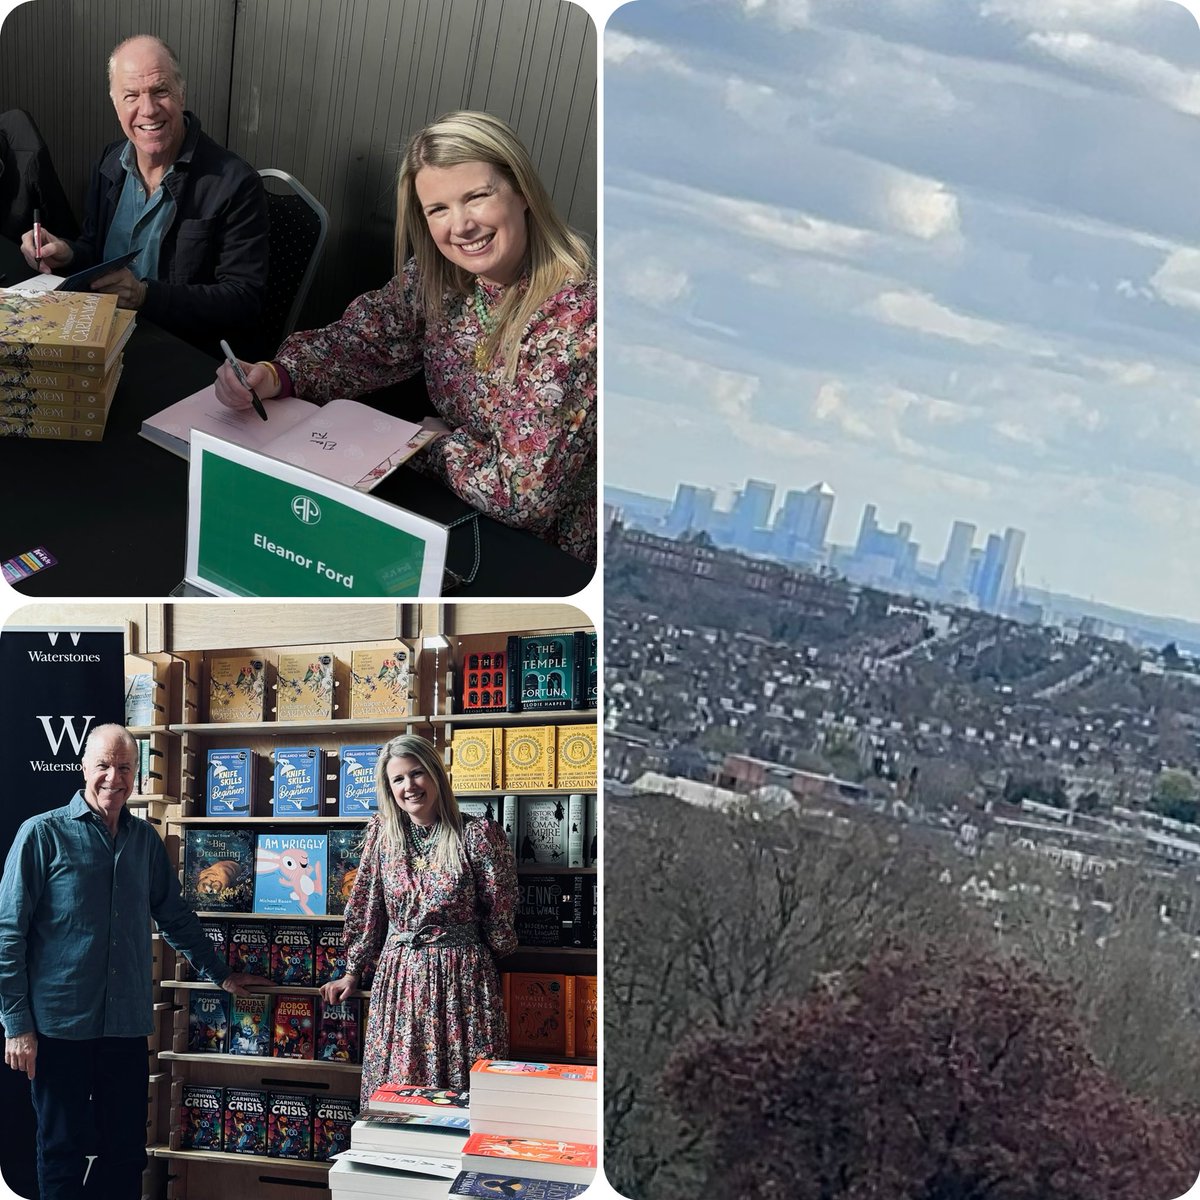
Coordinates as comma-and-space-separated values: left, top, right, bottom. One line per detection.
0, 626, 125, 859
0, 625, 124, 1200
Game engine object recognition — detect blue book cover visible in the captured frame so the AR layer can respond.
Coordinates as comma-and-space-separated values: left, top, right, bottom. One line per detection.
338, 745, 380, 814
273, 746, 323, 815
252, 833, 328, 916
206, 748, 254, 816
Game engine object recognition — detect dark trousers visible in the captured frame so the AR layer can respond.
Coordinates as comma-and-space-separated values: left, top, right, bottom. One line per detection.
29, 1035, 148, 1200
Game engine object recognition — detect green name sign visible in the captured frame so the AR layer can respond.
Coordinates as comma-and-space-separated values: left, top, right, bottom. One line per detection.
186, 434, 448, 596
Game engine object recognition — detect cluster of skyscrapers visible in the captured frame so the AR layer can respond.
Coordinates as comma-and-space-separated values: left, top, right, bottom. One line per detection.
660, 478, 1027, 616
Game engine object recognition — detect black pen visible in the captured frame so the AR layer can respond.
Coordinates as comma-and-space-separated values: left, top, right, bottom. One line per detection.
219, 339, 268, 421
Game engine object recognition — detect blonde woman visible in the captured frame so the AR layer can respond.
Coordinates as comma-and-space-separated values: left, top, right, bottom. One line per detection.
319, 734, 516, 1097
215, 110, 596, 564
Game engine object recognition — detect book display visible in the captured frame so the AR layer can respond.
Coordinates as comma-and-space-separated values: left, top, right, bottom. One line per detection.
0, 291, 135, 440
65, 607, 597, 1200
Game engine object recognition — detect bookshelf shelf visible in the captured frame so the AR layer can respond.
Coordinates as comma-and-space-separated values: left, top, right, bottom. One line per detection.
515, 946, 596, 957
431, 709, 595, 726
170, 816, 367, 826
456, 788, 596, 798
158, 1051, 362, 1074
149, 1146, 332, 1174
193, 911, 344, 923
173, 717, 422, 736
162, 981, 370, 998
514, 865, 597, 875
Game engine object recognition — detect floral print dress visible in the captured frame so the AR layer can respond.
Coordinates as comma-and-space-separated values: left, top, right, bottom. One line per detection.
275, 264, 597, 563
343, 814, 517, 1100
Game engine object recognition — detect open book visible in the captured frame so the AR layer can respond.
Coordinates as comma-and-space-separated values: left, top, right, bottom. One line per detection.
140, 385, 435, 492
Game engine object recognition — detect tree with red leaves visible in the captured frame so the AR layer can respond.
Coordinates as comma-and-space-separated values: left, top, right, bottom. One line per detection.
661, 942, 1200, 1200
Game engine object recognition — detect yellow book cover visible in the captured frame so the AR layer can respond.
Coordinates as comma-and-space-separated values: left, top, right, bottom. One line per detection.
452, 728, 496, 793
208, 655, 266, 723
0, 291, 118, 364
276, 651, 335, 721
349, 646, 409, 718
556, 724, 597, 790
503, 726, 556, 790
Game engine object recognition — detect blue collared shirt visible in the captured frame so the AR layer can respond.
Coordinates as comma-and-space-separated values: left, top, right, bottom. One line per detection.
101, 137, 180, 280
0, 793, 230, 1040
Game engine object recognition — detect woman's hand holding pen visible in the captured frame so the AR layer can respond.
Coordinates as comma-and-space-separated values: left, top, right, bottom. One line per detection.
215, 358, 281, 410
319, 973, 358, 1005
19, 227, 73, 273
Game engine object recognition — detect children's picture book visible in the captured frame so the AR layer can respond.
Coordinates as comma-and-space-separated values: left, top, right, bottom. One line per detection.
337, 745, 380, 815
252, 833, 327, 916
182, 918, 229, 982
208, 655, 266, 723
327, 826, 364, 915
349, 646, 410, 718
504, 727, 556, 792
206, 748, 255, 816
450, 1171, 590, 1199
271, 994, 316, 1060
228, 994, 271, 1057
0, 289, 118, 364
315, 922, 348, 985
267, 1091, 314, 1159
187, 990, 230, 1053
313, 1095, 359, 1163
140, 386, 434, 492
275, 653, 335, 721
317, 998, 361, 1063
504, 974, 570, 1059
272, 745, 323, 814
515, 875, 570, 948
182, 828, 255, 912
228, 919, 271, 976
517, 797, 569, 865
223, 1087, 268, 1155
507, 634, 586, 713
180, 1084, 224, 1151
367, 1085, 470, 1116
270, 922, 316, 987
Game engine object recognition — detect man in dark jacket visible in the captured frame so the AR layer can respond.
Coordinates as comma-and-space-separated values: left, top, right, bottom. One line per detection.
19, 35, 268, 352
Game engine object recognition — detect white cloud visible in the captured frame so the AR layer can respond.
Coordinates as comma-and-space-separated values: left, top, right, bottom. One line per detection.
1149, 247, 1200, 311
617, 260, 691, 306
881, 173, 962, 241
866, 289, 1051, 354
981, 0, 1159, 28
1027, 31, 1200, 114
605, 30, 694, 76
723, 77, 796, 132
741, 0, 811, 31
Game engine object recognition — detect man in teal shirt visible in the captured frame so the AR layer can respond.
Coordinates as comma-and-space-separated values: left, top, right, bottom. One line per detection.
0, 724, 266, 1199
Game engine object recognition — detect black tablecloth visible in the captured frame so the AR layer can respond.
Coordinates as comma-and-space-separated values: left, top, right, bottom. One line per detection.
0, 237, 593, 597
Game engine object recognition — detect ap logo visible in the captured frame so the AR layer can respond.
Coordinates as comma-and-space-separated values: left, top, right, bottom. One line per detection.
291, 495, 321, 524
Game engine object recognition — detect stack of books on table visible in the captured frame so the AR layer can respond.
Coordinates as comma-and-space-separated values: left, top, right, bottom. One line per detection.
328, 1084, 470, 1200
451, 1059, 598, 1197
0, 290, 135, 440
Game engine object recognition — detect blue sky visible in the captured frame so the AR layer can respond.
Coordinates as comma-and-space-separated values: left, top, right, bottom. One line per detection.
605, 0, 1200, 621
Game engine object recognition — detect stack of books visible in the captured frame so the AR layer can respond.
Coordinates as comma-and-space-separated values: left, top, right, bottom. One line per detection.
451, 1059, 598, 1195
328, 1084, 470, 1200
0, 290, 135, 440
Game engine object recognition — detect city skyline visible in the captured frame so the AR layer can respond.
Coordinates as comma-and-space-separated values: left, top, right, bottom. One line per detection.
605, 0, 1200, 625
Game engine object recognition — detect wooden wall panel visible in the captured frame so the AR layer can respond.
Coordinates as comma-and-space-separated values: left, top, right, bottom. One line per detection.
0, 0, 596, 330
0, 0, 234, 229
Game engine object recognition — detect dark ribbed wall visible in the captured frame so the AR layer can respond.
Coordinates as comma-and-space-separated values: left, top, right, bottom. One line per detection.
0, 0, 596, 328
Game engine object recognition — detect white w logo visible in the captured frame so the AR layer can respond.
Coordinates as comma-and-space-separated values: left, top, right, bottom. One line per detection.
44, 632, 84, 647
36, 715, 95, 756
